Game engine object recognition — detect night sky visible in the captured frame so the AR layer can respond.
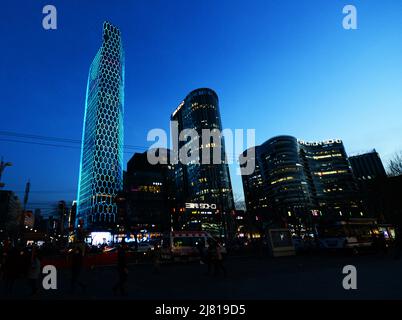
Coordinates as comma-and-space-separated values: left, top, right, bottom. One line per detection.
1, 0, 402, 215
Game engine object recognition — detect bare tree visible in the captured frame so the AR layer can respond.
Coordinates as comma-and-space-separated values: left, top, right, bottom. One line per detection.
388, 151, 402, 177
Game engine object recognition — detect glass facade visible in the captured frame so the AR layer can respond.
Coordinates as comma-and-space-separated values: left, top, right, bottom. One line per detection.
349, 151, 387, 181
124, 149, 173, 232
76, 21, 125, 231
299, 139, 360, 218
260, 136, 312, 222
242, 136, 362, 226
171, 88, 234, 237
240, 146, 268, 221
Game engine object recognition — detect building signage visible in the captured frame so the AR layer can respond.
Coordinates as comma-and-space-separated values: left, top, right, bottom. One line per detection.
298, 139, 342, 146
185, 203, 217, 210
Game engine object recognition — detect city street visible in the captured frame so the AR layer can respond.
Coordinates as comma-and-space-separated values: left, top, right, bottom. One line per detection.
2, 252, 402, 300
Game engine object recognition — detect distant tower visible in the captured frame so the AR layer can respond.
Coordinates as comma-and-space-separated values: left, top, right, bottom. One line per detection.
76, 22, 125, 231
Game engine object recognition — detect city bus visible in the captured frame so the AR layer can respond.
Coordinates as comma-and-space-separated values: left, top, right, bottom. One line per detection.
317, 219, 378, 252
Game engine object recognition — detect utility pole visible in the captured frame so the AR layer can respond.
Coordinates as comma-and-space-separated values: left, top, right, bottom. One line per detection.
19, 180, 30, 244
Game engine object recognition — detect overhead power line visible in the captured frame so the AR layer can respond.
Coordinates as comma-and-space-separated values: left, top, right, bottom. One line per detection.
0, 131, 149, 151
0, 130, 242, 160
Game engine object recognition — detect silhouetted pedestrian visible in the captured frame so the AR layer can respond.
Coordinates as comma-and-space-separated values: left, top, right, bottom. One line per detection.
3, 247, 19, 295
113, 239, 128, 295
71, 247, 86, 293
196, 240, 205, 265
28, 248, 41, 296
378, 232, 388, 255
394, 224, 402, 260
152, 244, 161, 274
205, 239, 216, 275
213, 243, 227, 277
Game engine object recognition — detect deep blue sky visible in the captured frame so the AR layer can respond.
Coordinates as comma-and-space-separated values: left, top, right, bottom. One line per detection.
1, 0, 402, 214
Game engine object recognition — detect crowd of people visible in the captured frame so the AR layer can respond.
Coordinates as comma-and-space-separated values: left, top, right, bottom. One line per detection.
197, 239, 227, 277
2, 229, 400, 298
0, 243, 42, 296
0, 237, 230, 297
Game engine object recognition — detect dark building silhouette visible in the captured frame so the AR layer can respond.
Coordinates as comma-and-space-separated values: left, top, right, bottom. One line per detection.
124, 149, 173, 232
68, 201, 77, 231
57, 200, 68, 235
0, 190, 22, 238
349, 151, 388, 220
349, 150, 387, 181
171, 88, 235, 238
240, 146, 268, 223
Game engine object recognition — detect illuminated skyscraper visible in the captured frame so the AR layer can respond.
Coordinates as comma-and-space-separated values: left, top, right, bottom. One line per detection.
76, 22, 125, 231
171, 88, 235, 238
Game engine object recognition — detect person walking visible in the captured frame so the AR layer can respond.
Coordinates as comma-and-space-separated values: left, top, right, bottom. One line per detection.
27, 248, 41, 296
393, 224, 402, 260
152, 243, 162, 274
196, 240, 206, 265
3, 246, 19, 295
113, 239, 128, 296
205, 239, 216, 276
213, 242, 227, 277
71, 247, 86, 293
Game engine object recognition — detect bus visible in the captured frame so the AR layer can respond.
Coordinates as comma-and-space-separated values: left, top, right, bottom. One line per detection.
317, 219, 379, 252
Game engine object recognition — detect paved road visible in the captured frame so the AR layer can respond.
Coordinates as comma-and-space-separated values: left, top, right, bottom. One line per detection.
2, 252, 402, 300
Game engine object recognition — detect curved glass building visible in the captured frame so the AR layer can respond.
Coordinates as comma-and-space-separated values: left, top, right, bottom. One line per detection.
171, 88, 234, 237
259, 136, 312, 221
76, 22, 125, 231
241, 135, 362, 227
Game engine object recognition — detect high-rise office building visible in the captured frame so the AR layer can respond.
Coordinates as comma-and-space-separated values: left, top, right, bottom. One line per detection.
76, 21, 125, 232
349, 150, 387, 219
240, 146, 268, 222
349, 150, 387, 181
241, 136, 361, 227
171, 88, 234, 238
299, 139, 360, 218
124, 149, 173, 232
260, 136, 312, 223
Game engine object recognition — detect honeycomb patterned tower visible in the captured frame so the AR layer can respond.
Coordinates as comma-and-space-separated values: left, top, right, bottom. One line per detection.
76, 21, 124, 231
